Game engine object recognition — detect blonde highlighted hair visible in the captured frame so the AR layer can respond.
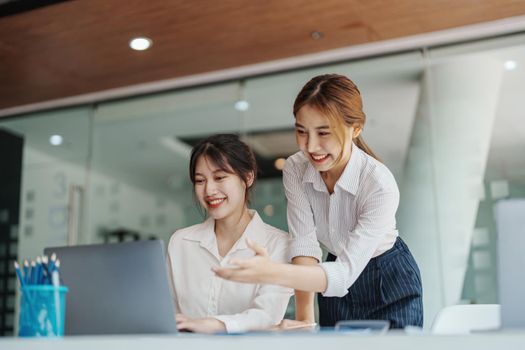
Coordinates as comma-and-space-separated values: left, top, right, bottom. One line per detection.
293, 74, 379, 163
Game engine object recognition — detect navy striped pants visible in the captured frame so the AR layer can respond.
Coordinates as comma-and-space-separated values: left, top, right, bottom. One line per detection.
318, 237, 423, 329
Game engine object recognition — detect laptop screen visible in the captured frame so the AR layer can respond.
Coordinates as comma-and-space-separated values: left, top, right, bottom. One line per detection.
44, 240, 177, 335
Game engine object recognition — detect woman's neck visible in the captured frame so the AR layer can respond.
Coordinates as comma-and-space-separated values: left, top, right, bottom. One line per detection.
321, 144, 352, 194
321, 169, 342, 194
214, 207, 253, 257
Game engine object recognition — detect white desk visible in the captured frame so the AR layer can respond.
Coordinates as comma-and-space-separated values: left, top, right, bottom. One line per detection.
1, 332, 525, 350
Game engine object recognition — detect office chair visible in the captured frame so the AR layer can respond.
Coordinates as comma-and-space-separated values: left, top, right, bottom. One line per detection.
431, 304, 500, 334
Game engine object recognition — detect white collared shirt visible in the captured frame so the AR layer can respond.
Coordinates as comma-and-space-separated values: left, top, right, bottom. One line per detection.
284, 144, 399, 297
167, 210, 292, 333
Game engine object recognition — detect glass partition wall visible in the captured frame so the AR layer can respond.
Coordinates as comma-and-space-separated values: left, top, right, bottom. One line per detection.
1, 33, 524, 333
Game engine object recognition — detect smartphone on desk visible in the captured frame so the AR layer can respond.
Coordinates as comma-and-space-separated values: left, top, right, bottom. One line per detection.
328, 320, 390, 335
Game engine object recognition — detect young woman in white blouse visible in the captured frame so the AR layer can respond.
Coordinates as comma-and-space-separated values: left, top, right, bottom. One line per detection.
214, 74, 423, 329
167, 134, 292, 333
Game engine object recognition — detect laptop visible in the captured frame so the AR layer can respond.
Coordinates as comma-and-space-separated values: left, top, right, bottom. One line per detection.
44, 240, 178, 335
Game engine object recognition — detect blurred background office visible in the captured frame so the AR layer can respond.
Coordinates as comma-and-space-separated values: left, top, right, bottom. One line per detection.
1, 0, 525, 336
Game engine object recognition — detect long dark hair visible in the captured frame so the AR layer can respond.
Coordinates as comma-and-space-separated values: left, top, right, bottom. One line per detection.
189, 134, 257, 204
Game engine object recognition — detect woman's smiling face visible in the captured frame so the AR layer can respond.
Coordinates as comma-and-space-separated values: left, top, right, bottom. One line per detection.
295, 104, 353, 173
193, 155, 249, 221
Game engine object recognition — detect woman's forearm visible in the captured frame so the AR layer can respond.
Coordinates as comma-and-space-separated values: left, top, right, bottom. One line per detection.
270, 262, 327, 293
292, 257, 317, 322
212, 241, 327, 293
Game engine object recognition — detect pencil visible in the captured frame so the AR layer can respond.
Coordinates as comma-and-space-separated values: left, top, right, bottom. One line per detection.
51, 266, 61, 335
23, 260, 29, 285
13, 261, 25, 287
14, 261, 39, 332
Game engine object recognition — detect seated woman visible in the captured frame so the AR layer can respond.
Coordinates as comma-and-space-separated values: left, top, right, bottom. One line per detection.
167, 134, 292, 333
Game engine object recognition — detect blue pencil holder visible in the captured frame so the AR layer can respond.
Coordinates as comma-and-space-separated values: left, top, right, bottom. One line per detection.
18, 285, 69, 337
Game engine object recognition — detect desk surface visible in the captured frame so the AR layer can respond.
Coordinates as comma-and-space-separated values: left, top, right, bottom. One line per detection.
2, 331, 525, 350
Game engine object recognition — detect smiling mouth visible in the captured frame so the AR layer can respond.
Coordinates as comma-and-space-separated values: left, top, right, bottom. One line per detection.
310, 154, 329, 163
206, 198, 226, 208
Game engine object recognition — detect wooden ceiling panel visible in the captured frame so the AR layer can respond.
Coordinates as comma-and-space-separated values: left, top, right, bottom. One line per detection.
1, 0, 525, 112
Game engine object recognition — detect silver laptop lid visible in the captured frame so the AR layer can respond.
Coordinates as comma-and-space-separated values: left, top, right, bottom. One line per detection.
44, 240, 177, 335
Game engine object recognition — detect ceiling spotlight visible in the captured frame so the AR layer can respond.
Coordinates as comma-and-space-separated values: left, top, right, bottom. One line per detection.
310, 31, 323, 40
129, 37, 153, 51
234, 100, 250, 111
504, 60, 517, 70
49, 135, 63, 146
274, 157, 286, 171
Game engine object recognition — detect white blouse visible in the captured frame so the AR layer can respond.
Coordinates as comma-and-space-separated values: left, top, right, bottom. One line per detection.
167, 210, 292, 333
284, 144, 399, 297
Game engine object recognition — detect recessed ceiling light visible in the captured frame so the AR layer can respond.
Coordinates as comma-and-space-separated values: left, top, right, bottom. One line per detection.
129, 37, 153, 51
504, 60, 517, 70
49, 135, 63, 146
234, 100, 250, 111
311, 31, 323, 40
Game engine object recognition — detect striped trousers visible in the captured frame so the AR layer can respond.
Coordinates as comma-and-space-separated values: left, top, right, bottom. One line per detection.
318, 237, 423, 329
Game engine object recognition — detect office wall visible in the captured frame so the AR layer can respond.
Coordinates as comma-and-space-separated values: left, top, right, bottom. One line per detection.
9, 143, 192, 258
0, 108, 195, 256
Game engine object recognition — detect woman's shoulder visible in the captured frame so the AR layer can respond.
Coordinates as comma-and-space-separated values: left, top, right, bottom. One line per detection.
359, 150, 398, 193
259, 222, 290, 260
249, 210, 289, 244
262, 223, 289, 241
284, 151, 308, 173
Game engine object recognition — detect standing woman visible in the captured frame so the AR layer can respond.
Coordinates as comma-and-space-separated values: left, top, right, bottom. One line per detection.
214, 74, 423, 329
167, 134, 292, 333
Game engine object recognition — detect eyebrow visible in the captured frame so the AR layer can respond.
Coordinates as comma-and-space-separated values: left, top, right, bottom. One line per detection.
294, 122, 330, 130
194, 169, 229, 176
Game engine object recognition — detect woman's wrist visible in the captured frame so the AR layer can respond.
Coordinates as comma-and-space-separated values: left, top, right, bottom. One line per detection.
272, 262, 297, 289
273, 262, 327, 293
211, 318, 226, 332
264, 260, 285, 285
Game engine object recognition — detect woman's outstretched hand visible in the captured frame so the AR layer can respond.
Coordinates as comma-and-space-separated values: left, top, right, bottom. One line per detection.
212, 238, 277, 284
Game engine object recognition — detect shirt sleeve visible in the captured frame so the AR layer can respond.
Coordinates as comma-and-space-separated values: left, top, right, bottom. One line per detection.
166, 237, 180, 316
320, 186, 400, 297
283, 157, 323, 262
212, 238, 293, 333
